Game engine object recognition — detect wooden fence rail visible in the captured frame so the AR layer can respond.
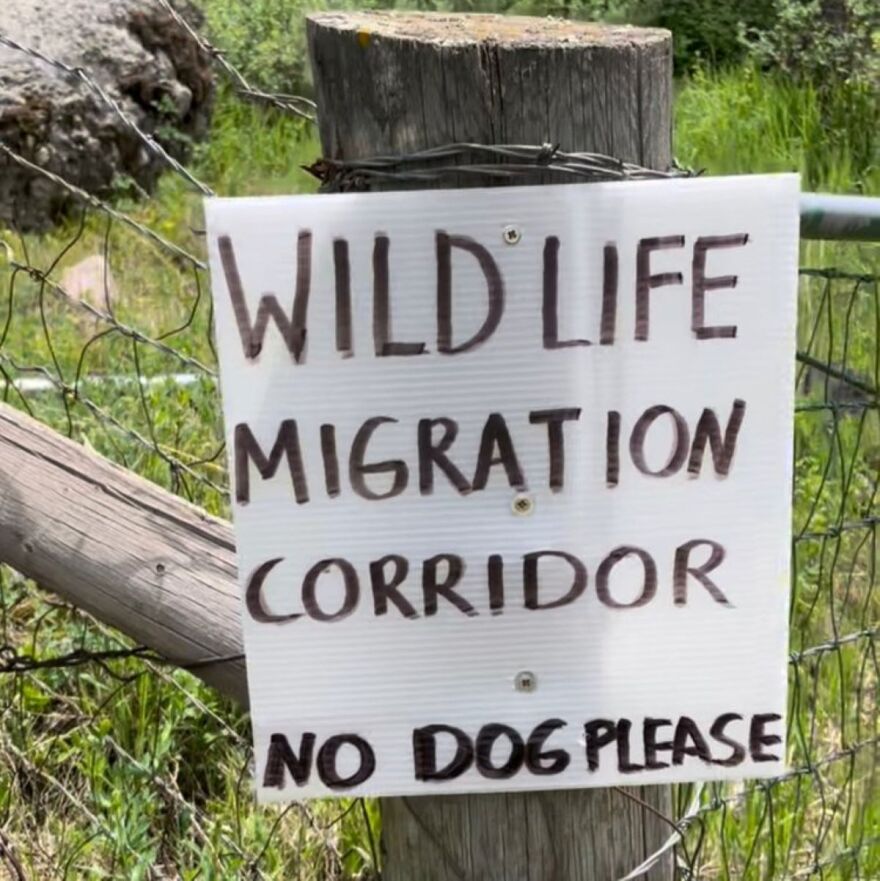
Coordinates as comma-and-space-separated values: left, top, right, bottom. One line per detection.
0, 401, 247, 704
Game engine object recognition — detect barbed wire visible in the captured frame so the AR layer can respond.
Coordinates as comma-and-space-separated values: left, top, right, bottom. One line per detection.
3, 622, 873, 682
2, 245, 215, 378
0, 141, 206, 270
0, 34, 215, 198
0, 643, 243, 675
308, 142, 695, 191
154, 0, 317, 122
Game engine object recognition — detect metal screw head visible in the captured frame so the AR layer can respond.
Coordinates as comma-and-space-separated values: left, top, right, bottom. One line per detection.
511, 493, 534, 516
515, 671, 537, 693
502, 225, 521, 245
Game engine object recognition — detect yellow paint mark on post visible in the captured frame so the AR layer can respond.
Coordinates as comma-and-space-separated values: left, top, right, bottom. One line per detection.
357, 29, 371, 48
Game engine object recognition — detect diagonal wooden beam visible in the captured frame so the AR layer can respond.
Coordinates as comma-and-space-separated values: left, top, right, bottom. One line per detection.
0, 401, 247, 704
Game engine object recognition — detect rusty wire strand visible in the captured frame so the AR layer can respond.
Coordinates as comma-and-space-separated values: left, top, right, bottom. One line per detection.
0, 141, 206, 269
154, 0, 317, 122
0, 353, 227, 494
0, 644, 243, 675
1, 252, 216, 378
309, 141, 694, 191
2, 624, 873, 678
0, 34, 215, 197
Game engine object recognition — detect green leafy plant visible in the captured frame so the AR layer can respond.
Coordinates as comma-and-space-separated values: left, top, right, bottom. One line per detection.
629, 0, 777, 70
740, 0, 879, 180
201, 0, 316, 94
742, 0, 879, 85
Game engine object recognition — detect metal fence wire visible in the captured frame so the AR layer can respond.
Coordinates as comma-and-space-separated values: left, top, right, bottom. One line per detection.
0, 5, 877, 880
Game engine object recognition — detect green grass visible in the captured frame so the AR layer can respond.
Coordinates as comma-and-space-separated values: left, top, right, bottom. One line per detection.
0, 65, 876, 879
675, 66, 878, 194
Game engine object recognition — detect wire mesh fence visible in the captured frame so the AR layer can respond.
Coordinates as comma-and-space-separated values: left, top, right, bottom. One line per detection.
671, 263, 880, 879
0, 3, 877, 879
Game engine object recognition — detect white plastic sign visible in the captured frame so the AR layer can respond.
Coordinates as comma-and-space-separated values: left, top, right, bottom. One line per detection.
205, 175, 800, 801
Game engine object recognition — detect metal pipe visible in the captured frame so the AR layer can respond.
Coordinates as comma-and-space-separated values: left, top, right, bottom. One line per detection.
800, 193, 880, 242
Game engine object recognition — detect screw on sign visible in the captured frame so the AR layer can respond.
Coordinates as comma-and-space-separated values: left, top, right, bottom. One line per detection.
515, 671, 537, 692
502, 224, 521, 245
511, 493, 534, 516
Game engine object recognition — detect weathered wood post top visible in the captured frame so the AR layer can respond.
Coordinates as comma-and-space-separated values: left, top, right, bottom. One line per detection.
308, 11, 672, 171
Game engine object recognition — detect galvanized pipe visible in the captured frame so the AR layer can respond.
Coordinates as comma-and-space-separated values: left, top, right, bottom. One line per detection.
800, 193, 880, 242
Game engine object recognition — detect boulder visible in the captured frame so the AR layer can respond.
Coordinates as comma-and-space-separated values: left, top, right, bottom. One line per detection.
0, 0, 214, 231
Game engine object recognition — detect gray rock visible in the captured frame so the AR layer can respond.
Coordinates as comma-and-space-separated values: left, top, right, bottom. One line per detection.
0, 0, 214, 231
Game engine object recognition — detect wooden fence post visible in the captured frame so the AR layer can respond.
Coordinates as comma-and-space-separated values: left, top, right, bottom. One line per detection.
307, 12, 675, 881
